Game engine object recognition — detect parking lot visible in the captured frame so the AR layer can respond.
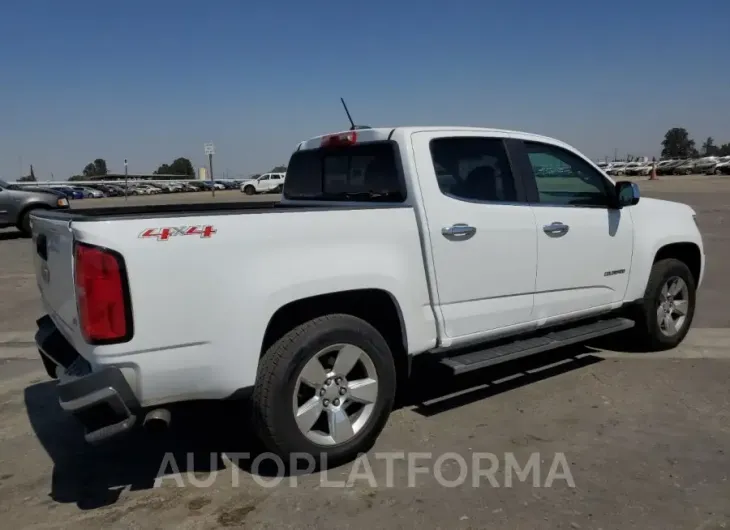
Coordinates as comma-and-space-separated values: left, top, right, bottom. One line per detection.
1, 178, 729, 529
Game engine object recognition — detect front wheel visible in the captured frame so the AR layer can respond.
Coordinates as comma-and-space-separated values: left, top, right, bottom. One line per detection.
631, 258, 696, 351
243, 185, 255, 195
252, 314, 396, 467
17, 208, 40, 237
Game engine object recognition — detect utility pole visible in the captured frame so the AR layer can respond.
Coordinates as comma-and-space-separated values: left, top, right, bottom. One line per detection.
124, 159, 129, 201
204, 143, 216, 198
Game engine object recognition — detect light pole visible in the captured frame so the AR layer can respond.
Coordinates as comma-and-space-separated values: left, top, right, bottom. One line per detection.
204, 143, 215, 198
124, 158, 129, 201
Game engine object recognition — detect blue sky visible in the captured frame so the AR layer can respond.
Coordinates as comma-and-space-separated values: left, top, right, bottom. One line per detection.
1, 0, 728, 181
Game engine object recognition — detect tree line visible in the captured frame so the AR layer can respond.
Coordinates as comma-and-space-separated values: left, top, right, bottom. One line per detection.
66, 157, 195, 181
661, 128, 730, 159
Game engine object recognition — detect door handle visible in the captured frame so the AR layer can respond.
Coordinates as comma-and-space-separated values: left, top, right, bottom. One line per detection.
442, 223, 476, 240
543, 222, 569, 237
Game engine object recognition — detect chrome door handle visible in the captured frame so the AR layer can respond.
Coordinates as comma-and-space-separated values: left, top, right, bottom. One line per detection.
442, 223, 476, 240
543, 222, 569, 237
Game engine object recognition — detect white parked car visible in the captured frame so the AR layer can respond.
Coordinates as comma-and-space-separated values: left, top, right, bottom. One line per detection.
605, 162, 628, 176
30, 125, 704, 464
705, 156, 730, 175
133, 184, 162, 195
240, 173, 286, 195
692, 156, 719, 173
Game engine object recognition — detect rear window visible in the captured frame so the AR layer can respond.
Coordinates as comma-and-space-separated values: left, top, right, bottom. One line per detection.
283, 141, 405, 202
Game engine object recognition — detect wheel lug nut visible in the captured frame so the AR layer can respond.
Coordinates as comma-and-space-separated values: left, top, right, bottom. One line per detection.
319, 389, 326, 396
333, 399, 340, 406
325, 378, 332, 386
339, 387, 346, 395
323, 399, 329, 406
335, 377, 342, 385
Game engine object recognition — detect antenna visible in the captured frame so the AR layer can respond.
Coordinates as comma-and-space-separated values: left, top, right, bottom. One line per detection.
340, 98, 371, 130
340, 98, 356, 130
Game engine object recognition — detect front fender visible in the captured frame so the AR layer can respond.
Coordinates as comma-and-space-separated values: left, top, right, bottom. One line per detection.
624, 198, 704, 300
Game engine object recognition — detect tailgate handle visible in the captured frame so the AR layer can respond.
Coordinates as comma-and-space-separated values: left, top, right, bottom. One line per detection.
36, 234, 48, 260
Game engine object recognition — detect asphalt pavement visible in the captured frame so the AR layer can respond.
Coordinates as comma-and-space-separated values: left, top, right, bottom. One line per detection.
0, 181, 729, 529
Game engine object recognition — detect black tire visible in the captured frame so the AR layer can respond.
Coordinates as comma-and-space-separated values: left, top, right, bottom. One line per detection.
17, 208, 39, 237
631, 258, 696, 351
244, 185, 255, 195
252, 314, 396, 467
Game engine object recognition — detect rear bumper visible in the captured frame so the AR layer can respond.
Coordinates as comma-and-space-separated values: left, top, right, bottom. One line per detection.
35, 315, 140, 443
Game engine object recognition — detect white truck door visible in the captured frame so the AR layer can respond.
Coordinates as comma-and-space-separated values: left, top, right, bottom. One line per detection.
518, 139, 634, 321
411, 131, 538, 340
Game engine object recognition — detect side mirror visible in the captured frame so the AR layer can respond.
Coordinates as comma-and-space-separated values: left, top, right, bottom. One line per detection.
615, 181, 640, 207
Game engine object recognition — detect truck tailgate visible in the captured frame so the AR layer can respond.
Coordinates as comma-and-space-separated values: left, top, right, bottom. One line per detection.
31, 213, 79, 342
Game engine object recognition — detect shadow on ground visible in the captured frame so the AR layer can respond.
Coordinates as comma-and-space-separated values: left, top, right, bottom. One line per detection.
24, 344, 603, 510
0, 230, 24, 241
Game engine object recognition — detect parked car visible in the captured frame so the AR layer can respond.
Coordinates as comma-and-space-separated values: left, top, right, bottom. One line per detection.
0, 178, 70, 236
72, 186, 104, 198
622, 162, 645, 176
52, 186, 84, 200
30, 126, 704, 464
657, 160, 683, 175
240, 172, 286, 194
693, 156, 720, 174
132, 184, 162, 195
605, 162, 628, 176
704, 156, 730, 175
673, 160, 697, 175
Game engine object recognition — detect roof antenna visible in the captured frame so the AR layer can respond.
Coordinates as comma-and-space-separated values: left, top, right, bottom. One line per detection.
340, 98, 371, 130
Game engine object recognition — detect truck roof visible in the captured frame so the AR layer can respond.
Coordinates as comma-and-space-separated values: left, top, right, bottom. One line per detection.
296, 126, 567, 152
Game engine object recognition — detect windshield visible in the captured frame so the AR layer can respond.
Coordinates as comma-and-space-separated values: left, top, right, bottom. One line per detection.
0, 179, 21, 190
283, 141, 405, 202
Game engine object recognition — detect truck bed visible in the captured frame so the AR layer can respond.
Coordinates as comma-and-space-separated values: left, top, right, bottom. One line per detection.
31, 200, 407, 222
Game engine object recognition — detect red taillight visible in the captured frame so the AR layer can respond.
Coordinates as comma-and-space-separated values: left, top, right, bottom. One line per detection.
74, 242, 132, 344
322, 131, 357, 147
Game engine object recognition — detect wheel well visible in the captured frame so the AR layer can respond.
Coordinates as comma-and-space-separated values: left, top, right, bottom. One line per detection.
261, 289, 408, 382
654, 243, 701, 286
17, 203, 50, 228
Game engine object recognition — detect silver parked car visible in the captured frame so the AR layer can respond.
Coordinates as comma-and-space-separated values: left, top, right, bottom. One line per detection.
0, 180, 70, 236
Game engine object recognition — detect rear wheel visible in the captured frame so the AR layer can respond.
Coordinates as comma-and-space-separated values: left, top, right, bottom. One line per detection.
631, 258, 696, 351
252, 314, 396, 467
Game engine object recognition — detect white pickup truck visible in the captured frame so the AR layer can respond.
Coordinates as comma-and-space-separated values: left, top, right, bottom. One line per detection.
30, 126, 704, 464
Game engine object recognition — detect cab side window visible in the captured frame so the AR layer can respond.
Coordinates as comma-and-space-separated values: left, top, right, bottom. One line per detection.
524, 141, 612, 207
429, 137, 519, 203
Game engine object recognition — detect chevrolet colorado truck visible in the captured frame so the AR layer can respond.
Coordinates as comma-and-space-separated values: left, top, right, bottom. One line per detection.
30, 126, 704, 464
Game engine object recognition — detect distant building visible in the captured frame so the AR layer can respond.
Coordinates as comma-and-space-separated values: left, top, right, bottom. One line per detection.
198, 167, 207, 180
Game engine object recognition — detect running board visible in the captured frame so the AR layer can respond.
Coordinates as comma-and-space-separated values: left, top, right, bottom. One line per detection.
439, 318, 635, 375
